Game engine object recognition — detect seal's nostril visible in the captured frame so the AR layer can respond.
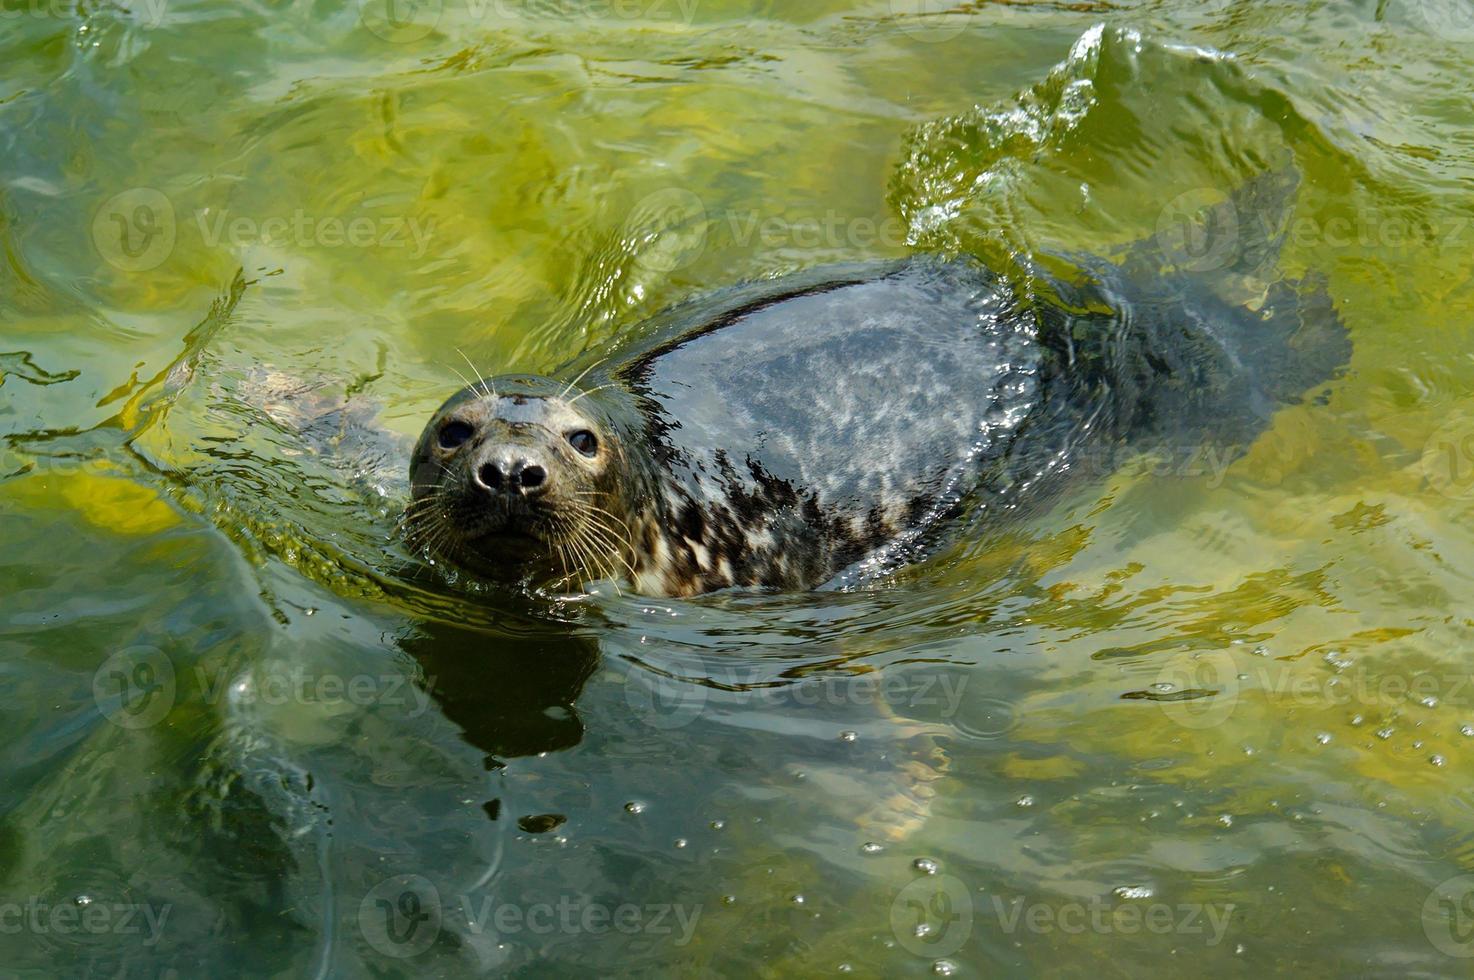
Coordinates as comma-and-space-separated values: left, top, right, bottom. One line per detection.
477, 463, 503, 490
519, 465, 547, 491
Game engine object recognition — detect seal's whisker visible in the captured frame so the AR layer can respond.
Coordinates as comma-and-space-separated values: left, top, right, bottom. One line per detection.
444, 362, 478, 397
561, 525, 596, 590
553, 538, 574, 590
561, 492, 632, 525
575, 511, 638, 559
556, 510, 611, 591
576, 502, 635, 537
401, 495, 447, 514
568, 515, 633, 583
576, 516, 637, 579
559, 358, 606, 401
569, 521, 621, 595
456, 348, 496, 401
413, 518, 447, 554
564, 383, 617, 406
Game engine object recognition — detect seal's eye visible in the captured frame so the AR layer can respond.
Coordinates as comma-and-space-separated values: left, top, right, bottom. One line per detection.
438, 420, 474, 451
568, 430, 598, 457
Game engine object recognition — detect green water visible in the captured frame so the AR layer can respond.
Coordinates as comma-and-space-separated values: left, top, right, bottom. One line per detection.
5, 0, 1474, 975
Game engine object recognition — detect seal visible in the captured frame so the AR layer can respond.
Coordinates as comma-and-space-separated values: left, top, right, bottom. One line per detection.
408, 260, 1036, 595
405, 186, 1350, 597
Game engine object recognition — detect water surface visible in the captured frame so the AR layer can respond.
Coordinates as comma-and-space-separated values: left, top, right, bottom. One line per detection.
4, 0, 1474, 975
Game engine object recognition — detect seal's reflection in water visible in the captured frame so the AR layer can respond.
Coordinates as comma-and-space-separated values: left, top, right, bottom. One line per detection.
399, 616, 600, 765
181, 588, 609, 975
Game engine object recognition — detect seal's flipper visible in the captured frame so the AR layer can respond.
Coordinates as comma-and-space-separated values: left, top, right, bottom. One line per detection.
1026, 166, 1348, 457
238, 369, 411, 500
1118, 164, 1300, 286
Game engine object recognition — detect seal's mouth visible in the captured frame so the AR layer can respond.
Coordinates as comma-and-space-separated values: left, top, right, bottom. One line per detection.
403, 480, 556, 558
405, 505, 557, 582
463, 523, 547, 554
456, 506, 552, 546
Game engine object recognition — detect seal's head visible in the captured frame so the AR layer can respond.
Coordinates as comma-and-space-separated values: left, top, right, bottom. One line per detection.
407, 375, 633, 586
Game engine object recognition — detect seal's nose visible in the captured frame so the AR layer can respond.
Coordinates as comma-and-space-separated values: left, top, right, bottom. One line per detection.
475, 456, 548, 496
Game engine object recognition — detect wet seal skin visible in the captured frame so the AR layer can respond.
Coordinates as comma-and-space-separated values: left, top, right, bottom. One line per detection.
408, 182, 1351, 597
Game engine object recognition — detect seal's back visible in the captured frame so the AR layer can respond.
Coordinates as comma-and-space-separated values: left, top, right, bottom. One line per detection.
602, 215, 1347, 592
